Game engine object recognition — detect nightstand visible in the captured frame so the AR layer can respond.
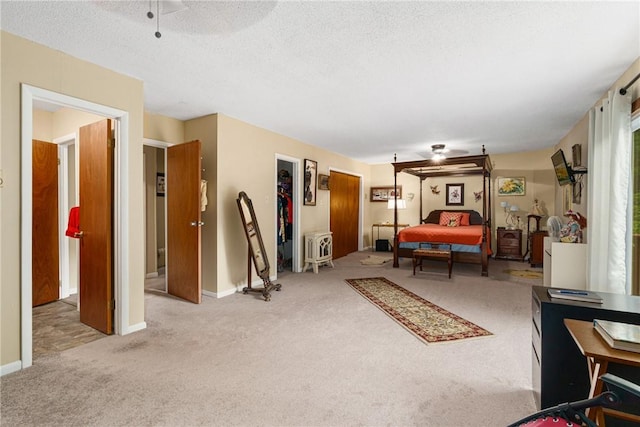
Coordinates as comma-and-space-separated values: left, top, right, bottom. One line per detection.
496, 227, 523, 261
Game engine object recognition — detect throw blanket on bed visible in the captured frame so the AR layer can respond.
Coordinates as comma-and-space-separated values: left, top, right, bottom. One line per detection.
398, 224, 485, 246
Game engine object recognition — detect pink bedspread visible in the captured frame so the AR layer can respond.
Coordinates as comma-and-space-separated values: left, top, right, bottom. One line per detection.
398, 224, 486, 246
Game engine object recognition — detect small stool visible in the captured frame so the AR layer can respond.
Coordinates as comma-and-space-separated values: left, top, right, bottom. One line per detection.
412, 243, 453, 278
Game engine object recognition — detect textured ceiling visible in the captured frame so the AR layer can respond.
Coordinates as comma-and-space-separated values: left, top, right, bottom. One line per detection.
2, 1, 639, 164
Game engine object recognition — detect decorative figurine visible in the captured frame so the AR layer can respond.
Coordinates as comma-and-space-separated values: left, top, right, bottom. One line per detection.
559, 210, 586, 243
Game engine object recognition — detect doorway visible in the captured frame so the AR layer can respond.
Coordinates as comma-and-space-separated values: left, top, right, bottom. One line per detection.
276, 155, 300, 276
21, 84, 131, 369
32, 114, 118, 357
143, 138, 203, 304
329, 169, 363, 259
143, 141, 168, 293
54, 134, 79, 300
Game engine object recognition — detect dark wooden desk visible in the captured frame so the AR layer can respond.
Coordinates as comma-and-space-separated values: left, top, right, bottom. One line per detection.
564, 319, 640, 426
531, 286, 640, 412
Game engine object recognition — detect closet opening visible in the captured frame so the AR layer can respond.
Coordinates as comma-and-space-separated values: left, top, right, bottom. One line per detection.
276, 156, 300, 276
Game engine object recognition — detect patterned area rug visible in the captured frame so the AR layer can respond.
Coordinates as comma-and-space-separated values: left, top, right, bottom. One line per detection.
345, 277, 492, 344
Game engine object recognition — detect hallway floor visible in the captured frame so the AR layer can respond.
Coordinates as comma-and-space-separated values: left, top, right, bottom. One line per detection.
32, 296, 106, 359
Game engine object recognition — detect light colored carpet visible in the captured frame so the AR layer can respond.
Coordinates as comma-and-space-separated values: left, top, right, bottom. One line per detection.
1, 254, 539, 426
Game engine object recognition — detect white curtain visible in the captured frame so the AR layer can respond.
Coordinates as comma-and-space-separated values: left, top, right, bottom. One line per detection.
586, 90, 632, 294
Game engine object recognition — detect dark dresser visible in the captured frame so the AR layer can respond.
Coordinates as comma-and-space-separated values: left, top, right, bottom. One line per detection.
531, 286, 640, 419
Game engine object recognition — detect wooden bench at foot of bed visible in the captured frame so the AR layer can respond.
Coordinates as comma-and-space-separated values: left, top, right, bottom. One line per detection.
412, 244, 453, 278
397, 245, 488, 275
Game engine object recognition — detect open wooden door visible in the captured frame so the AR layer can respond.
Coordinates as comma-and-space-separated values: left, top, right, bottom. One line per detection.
79, 119, 114, 334
329, 171, 360, 259
167, 140, 202, 303
32, 140, 60, 306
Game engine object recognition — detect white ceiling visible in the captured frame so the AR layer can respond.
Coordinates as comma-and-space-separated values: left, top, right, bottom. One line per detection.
2, 1, 639, 164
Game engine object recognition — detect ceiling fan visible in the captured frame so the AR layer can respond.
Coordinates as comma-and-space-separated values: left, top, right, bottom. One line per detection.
417, 144, 469, 161
147, 0, 188, 38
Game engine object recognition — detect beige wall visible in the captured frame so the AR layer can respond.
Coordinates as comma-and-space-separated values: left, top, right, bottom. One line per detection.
196, 114, 370, 295
144, 112, 185, 144
33, 109, 53, 141
52, 108, 104, 138
1, 31, 145, 367
492, 149, 557, 227
554, 58, 640, 220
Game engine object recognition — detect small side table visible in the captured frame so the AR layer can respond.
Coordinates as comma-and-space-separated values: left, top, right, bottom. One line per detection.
371, 223, 410, 251
564, 318, 640, 425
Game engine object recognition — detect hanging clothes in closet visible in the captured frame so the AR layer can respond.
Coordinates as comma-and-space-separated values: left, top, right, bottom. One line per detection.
277, 168, 294, 272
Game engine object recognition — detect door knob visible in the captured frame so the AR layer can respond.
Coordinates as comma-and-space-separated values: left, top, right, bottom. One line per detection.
74, 231, 84, 238
190, 221, 205, 227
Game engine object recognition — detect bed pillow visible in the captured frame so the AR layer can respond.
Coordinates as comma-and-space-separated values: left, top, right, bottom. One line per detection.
439, 211, 463, 227
460, 212, 471, 226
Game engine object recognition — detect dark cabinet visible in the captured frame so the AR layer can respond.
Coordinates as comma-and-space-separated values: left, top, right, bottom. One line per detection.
496, 227, 523, 261
531, 286, 640, 415
528, 231, 547, 267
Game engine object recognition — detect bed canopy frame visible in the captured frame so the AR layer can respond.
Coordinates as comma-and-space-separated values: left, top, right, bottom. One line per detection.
391, 146, 493, 276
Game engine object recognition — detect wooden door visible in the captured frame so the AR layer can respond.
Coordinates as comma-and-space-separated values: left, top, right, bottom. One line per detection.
32, 140, 60, 306
329, 171, 360, 259
79, 119, 114, 334
167, 140, 202, 304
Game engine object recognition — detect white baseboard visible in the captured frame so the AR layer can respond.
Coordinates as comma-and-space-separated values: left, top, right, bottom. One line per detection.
122, 321, 147, 335
145, 272, 159, 279
202, 287, 237, 299
1, 360, 23, 377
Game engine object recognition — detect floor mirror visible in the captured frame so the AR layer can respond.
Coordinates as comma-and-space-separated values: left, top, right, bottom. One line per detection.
236, 191, 282, 301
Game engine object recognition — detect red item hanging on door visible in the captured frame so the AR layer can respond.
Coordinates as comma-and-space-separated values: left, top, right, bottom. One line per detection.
65, 206, 80, 238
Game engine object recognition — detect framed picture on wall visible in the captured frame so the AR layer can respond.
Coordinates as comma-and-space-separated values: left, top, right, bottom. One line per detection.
304, 159, 317, 205
563, 184, 573, 213
156, 173, 165, 197
497, 177, 525, 196
318, 174, 330, 190
370, 186, 402, 202
446, 183, 464, 206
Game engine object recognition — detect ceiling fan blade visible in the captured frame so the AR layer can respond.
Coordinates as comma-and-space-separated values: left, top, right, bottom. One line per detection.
444, 149, 469, 157
161, 0, 188, 15
416, 148, 469, 159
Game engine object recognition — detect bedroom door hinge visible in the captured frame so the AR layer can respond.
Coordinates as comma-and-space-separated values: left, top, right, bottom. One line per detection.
108, 138, 115, 149
57, 158, 61, 165
108, 299, 115, 311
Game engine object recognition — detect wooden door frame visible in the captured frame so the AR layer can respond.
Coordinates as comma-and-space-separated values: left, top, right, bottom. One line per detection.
20, 84, 130, 369
275, 154, 301, 273
328, 167, 365, 252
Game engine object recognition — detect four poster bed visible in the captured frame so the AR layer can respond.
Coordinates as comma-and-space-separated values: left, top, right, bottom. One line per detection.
391, 148, 493, 276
